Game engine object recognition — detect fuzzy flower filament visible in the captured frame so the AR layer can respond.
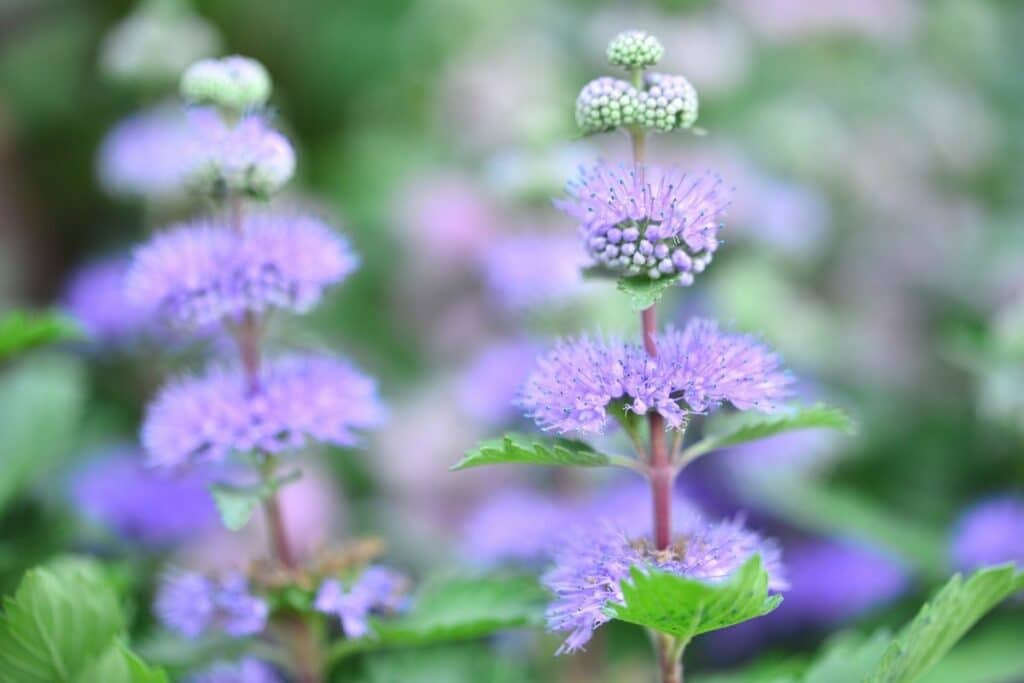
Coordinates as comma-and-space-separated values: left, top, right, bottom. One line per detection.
557, 163, 730, 282
521, 318, 791, 436
544, 518, 785, 654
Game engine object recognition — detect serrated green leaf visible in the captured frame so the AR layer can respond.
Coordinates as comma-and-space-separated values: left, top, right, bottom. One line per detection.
75, 642, 169, 683
0, 310, 82, 362
452, 433, 638, 472
0, 557, 124, 683
616, 274, 682, 311
864, 564, 1024, 683
682, 404, 855, 464
0, 355, 86, 512
327, 574, 546, 664
610, 555, 782, 643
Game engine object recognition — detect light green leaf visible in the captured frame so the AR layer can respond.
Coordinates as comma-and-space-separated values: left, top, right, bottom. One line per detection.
610, 555, 782, 643
74, 642, 169, 683
616, 273, 682, 311
0, 310, 82, 362
802, 632, 892, 683
327, 574, 546, 664
682, 404, 855, 464
865, 564, 1024, 683
0, 557, 124, 683
0, 355, 86, 512
209, 469, 301, 531
452, 433, 639, 472
918, 619, 1024, 683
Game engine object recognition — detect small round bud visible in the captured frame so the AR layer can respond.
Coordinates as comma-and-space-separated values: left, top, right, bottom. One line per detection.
181, 55, 271, 113
575, 77, 638, 135
639, 73, 699, 132
607, 31, 664, 71
622, 227, 639, 242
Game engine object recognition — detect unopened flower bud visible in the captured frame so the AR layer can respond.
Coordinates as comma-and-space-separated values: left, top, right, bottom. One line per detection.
181, 55, 271, 113
607, 31, 664, 71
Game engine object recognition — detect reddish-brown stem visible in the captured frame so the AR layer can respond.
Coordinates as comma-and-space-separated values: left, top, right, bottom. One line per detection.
643, 304, 672, 550
653, 632, 684, 683
229, 194, 322, 682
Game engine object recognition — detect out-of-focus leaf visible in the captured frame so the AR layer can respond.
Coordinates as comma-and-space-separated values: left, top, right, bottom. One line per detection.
918, 619, 1024, 683
865, 564, 1024, 683
681, 404, 855, 464
611, 556, 782, 643
738, 478, 946, 577
802, 632, 892, 683
617, 274, 682, 311
357, 644, 530, 683
0, 557, 124, 682
327, 574, 546, 663
0, 355, 86, 513
0, 310, 81, 362
209, 469, 301, 531
452, 433, 639, 472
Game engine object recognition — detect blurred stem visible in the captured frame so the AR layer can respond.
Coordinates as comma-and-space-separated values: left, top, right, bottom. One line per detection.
631, 128, 647, 166
229, 195, 262, 393
652, 632, 685, 683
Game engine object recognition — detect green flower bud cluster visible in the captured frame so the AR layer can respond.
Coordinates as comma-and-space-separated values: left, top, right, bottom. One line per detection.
180, 55, 271, 114
575, 73, 698, 135
607, 30, 664, 70
575, 31, 699, 136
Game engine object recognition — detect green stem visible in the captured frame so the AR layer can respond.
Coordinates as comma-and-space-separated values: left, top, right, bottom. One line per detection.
653, 632, 685, 683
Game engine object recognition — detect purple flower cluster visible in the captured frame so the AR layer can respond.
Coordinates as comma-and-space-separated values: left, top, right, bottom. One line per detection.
156, 569, 268, 639
189, 659, 282, 683
521, 318, 791, 434
71, 447, 217, 546
556, 163, 729, 282
315, 566, 409, 638
143, 354, 384, 469
950, 496, 1024, 571
184, 108, 295, 196
126, 211, 356, 327
543, 517, 785, 654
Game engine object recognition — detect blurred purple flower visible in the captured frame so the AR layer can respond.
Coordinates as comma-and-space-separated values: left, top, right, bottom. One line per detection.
315, 566, 408, 638
461, 489, 574, 566
521, 318, 791, 435
142, 354, 384, 469
71, 446, 217, 546
581, 480, 702, 541
62, 253, 153, 345
721, 426, 841, 479
97, 105, 193, 200
782, 539, 908, 624
556, 163, 730, 282
543, 517, 785, 654
457, 340, 538, 426
126, 211, 357, 328
189, 658, 282, 683
392, 173, 497, 265
951, 496, 1024, 571
156, 569, 267, 638
480, 234, 588, 311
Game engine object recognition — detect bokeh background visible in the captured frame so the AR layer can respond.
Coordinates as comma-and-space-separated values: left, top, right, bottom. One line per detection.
1, 0, 1023, 680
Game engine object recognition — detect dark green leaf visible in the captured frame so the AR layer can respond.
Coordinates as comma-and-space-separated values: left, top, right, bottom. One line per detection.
802, 632, 892, 683
452, 433, 638, 472
0, 310, 82, 362
611, 556, 782, 643
616, 273, 682, 311
682, 404, 855, 464
358, 644, 530, 683
0, 557, 124, 682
